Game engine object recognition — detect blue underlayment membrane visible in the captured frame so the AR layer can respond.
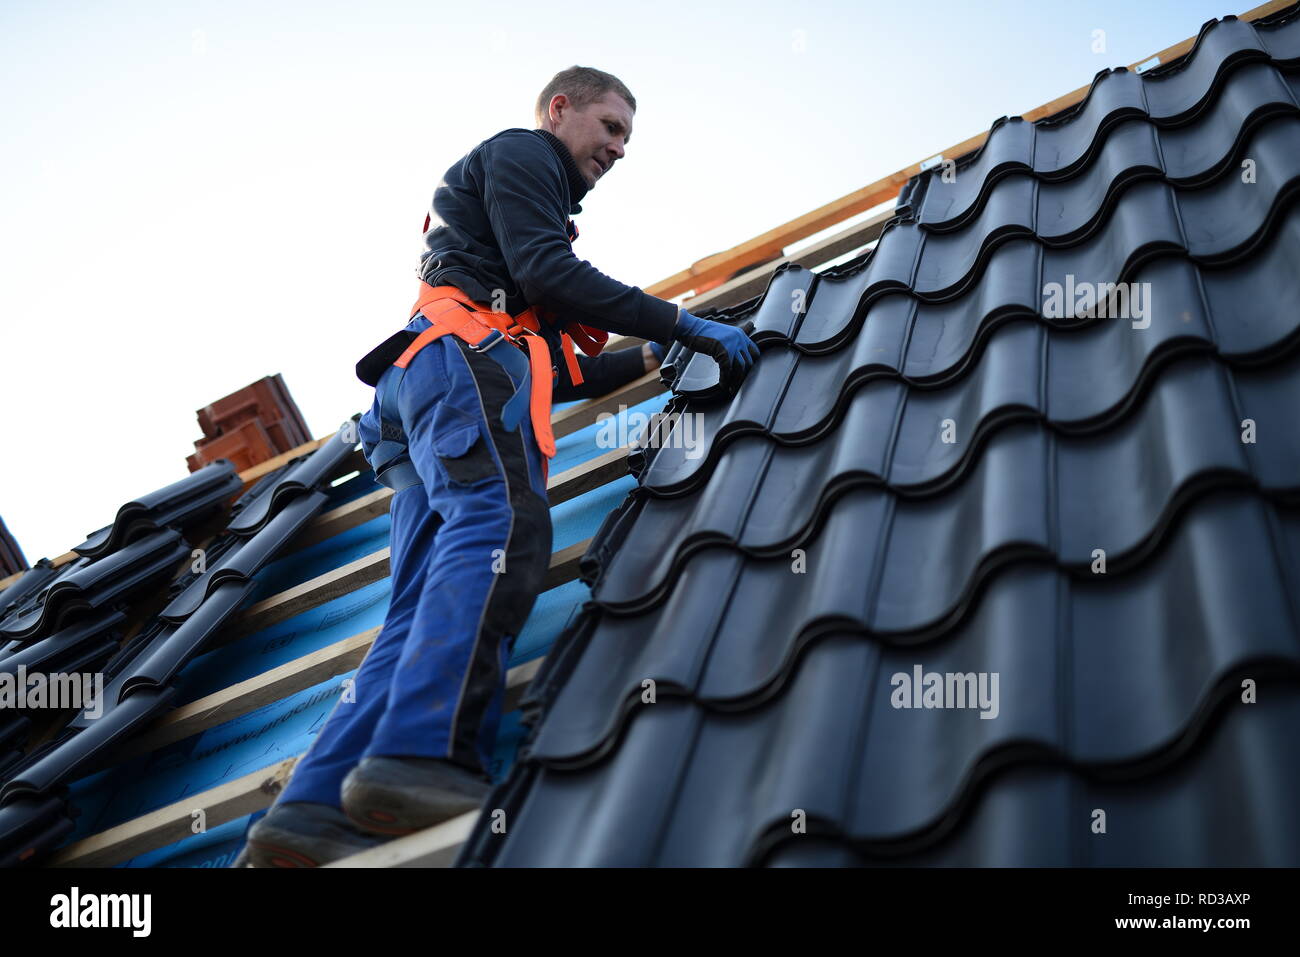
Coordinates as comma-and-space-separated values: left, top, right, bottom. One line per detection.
57, 390, 664, 867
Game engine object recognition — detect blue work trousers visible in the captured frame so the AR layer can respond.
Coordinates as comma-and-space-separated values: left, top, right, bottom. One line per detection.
281, 314, 552, 806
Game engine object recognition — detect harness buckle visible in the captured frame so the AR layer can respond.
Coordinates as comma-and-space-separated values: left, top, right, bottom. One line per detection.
470, 329, 508, 353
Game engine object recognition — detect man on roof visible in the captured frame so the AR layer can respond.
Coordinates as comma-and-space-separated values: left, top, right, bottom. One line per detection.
242, 65, 758, 867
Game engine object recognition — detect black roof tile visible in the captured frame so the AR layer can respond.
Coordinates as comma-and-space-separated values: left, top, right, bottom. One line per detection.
0, 530, 191, 643
160, 490, 327, 622
0, 609, 126, 680
2, 689, 174, 803
918, 14, 1300, 203
769, 685, 1300, 867
225, 427, 357, 535
486, 672, 1300, 867
526, 492, 1299, 765
462, 5, 1300, 866
73, 460, 242, 560
0, 431, 361, 864
0, 795, 75, 869
920, 64, 1300, 231
0, 560, 57, 624
593, 353, 1300, 616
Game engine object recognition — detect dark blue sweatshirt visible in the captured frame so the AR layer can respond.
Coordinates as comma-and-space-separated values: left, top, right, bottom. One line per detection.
356, 127, 677, 395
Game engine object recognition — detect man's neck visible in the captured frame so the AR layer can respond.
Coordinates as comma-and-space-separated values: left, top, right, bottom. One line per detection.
535, 128, 589, 212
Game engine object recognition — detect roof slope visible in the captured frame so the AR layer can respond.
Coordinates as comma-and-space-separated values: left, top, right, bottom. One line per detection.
459, 7, 1300, 867
0, 435, 357, 866
3, 387, 664, 868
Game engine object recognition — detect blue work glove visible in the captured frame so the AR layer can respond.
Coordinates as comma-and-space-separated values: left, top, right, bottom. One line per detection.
671, 308, 760, 381
648, 340, 666, 364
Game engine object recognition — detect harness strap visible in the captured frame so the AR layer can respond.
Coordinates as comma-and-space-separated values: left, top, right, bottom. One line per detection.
559, 331, 583, 388
520, 335, 557, 458
368, 363, 413, 482
395, 296, 489, 368
374, 457, 423, 493
405, 284, 558, 460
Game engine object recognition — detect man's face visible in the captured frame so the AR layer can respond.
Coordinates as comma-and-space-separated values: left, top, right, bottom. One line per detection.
546, 91, 634, 189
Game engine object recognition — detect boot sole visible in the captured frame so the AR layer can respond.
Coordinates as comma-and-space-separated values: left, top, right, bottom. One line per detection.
246, 838, 327, 868
245, 827, 378, 867
341, 776, 486, 836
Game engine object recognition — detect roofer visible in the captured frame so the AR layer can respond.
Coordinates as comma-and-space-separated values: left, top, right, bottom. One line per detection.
242, 66, 758, 867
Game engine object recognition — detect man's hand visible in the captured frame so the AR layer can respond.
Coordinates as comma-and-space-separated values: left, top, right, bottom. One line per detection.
671, 308, 760, 381
641, 341, 666, 372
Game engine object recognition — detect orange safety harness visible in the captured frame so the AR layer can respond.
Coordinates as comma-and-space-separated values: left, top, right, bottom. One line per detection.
400, 282, 594, 459
403, 283, 611, 456
362, 217, 608, 489
399, 217, 607, 454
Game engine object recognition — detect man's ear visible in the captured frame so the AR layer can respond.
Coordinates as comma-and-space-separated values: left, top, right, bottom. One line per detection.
547, 93, 570, 127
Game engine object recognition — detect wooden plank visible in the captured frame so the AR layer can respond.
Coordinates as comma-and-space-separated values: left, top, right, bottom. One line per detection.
115, 628, 381, 760
284, 398, 646, 553
1127, 0, 1293, 74
222, 444, 632, 640
548, 444, 632, 502
324, 811, 479, 868
601, 333, 645, 352
646, 0, 1293, 301
504, 654, 544, 713
224, 524, 594, 644
0, 551, 75, 590
237, 435, 333, 487
227, 548, 391, 641
288, 488, 393, 552
544, 539, 590, 591
552, 370, 667, 440
685, 206, 896, 312
52, 651, 549, 867
48, 757, 300, 867
120, 627, 545, 759
646, 175, 914, 300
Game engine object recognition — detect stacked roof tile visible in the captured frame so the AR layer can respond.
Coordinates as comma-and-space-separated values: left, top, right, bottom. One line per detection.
459, 7, 1300, 866
188, 374, 313, 472
0, 429, 358, 866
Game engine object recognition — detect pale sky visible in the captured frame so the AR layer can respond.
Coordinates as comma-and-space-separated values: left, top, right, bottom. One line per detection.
0, 0, 1242, 563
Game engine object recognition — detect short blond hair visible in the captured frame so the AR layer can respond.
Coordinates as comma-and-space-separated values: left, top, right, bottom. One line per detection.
535, 66, 636, 127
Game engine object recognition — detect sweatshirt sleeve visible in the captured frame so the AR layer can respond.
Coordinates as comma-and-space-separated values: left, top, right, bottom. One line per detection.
476, 132, 679, 345
551, 347, 649, 402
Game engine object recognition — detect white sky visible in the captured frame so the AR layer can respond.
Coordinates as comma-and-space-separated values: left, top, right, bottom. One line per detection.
0, 0, 1242, 563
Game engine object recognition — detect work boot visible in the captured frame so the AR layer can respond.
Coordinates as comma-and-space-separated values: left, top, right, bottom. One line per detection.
341, 756, 491, 835
244, 801, 386, 868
